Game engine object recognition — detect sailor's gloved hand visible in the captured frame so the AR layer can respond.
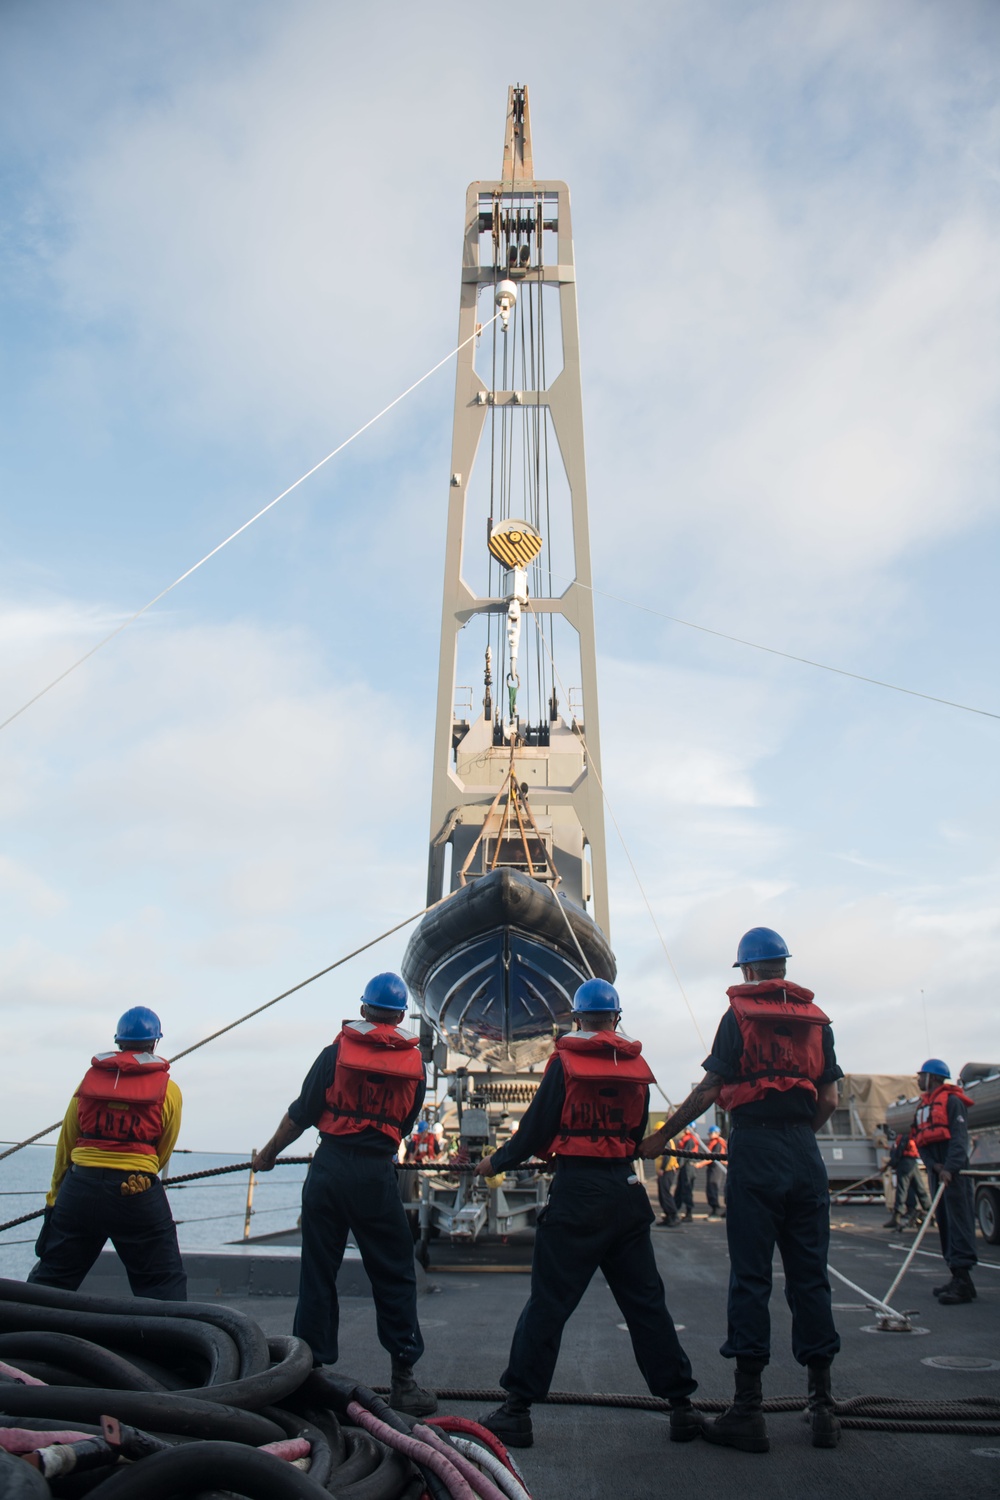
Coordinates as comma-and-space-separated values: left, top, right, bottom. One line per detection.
936, 1167, 954, 1186
34, 1205, 54, 1258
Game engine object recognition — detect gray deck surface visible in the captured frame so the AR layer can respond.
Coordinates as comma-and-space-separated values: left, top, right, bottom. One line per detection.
148, 1202, 1000, 1500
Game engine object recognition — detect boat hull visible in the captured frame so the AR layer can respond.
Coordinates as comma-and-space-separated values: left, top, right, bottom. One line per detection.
402, 869, 616, 1067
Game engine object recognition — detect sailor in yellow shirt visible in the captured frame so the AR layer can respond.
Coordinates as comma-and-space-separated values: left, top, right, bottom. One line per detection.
29, 1007, 187, 1300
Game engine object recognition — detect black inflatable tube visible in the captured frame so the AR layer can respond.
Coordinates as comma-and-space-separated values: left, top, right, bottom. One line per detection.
179, 1335, 313, 1410
305, 1374, 447, 1500
0, 1448, 49, 1499
0, 1384, 285, 1444
332, 1428, 382, 1486
336, 1442, 416, 1500
82, 1439, 335, 1499
0, 1279, 269, 1377
0, 1301, 241, 1386
261, 1403, 334, 1491
0, 1331, 166, 1392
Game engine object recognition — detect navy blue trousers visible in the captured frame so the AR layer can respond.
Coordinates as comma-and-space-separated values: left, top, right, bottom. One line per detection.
502, 1160, 697, 1403
722, 1123, 840, 1367
919, 1146, 978, 1271
674, 1162, 695, 1212
27, 1165, 186, 1300
293, 1140, 423, 1367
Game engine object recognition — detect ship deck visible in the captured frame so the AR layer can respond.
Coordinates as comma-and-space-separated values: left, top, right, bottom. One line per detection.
90, 1201, 1000, 1499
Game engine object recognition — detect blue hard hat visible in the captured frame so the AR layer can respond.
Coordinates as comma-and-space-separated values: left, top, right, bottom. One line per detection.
733, 927, 791, 968
415, 1121, 429, 1133
573, 978, 621, 1012
708, 1126, 721, 1136
362, 972, 408, 1011
918, 1058, 950, 1080
115, 1006, 162, 1044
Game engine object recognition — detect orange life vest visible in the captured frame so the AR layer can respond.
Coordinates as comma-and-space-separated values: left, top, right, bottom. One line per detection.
717, 980, 830, 1112
76, 1052, 170, 1156
676, 1128, 699, 1155
708, 1135, 727, 1155
913, 1083, 974, 1149
317, 1022, 424, 1146
542, 1031, 655, 1160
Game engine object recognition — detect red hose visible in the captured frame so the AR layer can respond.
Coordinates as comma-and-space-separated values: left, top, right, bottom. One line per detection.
412, 1423, 512, 1500
424, 1418, 520, 1477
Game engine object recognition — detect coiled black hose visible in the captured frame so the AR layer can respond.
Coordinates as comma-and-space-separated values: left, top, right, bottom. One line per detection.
0, 1279, 270, 1377
0, 1384, 286, 1443
0, 1301, 241, 1386
82, 1439, 334, 1499
0, 1332, 166, 1393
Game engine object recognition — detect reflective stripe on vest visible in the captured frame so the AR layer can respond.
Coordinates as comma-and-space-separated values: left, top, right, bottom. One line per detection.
317, 1024, 424, 1146
76, 1052, 170, 1155
913, 1083, 974, 1149
717, 981, 830, 1112
543, 1032, 655, 1160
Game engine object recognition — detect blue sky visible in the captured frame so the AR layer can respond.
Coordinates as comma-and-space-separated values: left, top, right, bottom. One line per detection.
1, 1, 998, 1149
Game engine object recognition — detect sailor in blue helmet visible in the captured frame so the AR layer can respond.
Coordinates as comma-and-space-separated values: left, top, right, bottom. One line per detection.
28, 1007, 187, 1300
474, 978, 701, 1449
642, 928, 843, 1452
253, 973, 436, 1415
911, 1059, 977, 1303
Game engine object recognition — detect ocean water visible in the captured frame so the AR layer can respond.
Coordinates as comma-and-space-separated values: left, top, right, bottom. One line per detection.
0, 1141, 309, 1282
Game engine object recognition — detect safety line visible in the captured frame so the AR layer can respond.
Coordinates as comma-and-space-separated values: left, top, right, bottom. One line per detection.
524, 599, 708, 1052
0, 906, 430, 1164
886, 1244, 1000, 1271
552, 574, 1000, 722
0, 316, 498, 737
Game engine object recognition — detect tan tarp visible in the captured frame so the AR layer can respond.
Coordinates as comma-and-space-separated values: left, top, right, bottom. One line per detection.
838, 1073, 917, 1141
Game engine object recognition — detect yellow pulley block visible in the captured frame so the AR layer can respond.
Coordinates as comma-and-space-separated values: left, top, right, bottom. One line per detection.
488, 519, 542, 570
485, 1173, 506, 1189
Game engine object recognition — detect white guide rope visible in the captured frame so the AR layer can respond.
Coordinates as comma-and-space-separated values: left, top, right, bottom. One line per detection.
0, 315, 498, 736
882, 1179, 946, 1307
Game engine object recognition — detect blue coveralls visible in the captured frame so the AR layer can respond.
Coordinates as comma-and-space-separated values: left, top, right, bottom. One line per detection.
704, 1008, 842, 1368
917, 1094, 978, 1274
489, 1057, 696, 1404
288, 1042, 426, 1366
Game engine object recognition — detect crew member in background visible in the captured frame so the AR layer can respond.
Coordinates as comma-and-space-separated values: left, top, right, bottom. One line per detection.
913, 1059, 977, 1304
253, 973, 436, 1415
705, 1125, 727, 1219
884, 1127, 930, 1231
472, 980, 701, 1450
656, 1138, 679, 1226
28, 1007, 186, 1300
642, 927, 843, 1453
409, 1120, 438, 1163
673, 1123, 703, 1222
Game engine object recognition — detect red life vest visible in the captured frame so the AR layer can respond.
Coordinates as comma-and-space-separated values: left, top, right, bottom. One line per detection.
913, 1083, 974, 1149
902, 1134, 919, 1160
676, 1128, 699, 1155
717, 980, 830, 1112
76, 1052, 170, 1155
412, 1134, 437, 1161
542, 1031, 655, 1160
317, 1022, 424, 1146
708, 1135, 726, 1155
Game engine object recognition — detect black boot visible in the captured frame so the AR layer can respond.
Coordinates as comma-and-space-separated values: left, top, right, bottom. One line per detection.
668, 1398, 705, 1443
481, 1394, 533, 1448
389, 1358, 437, 1417
883, 1213, 902, 1229
681, 1208, 693, 1223
703, 1363, 769, 1453
937, 1269, 976, 1304
807, 1360, 841, 1448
